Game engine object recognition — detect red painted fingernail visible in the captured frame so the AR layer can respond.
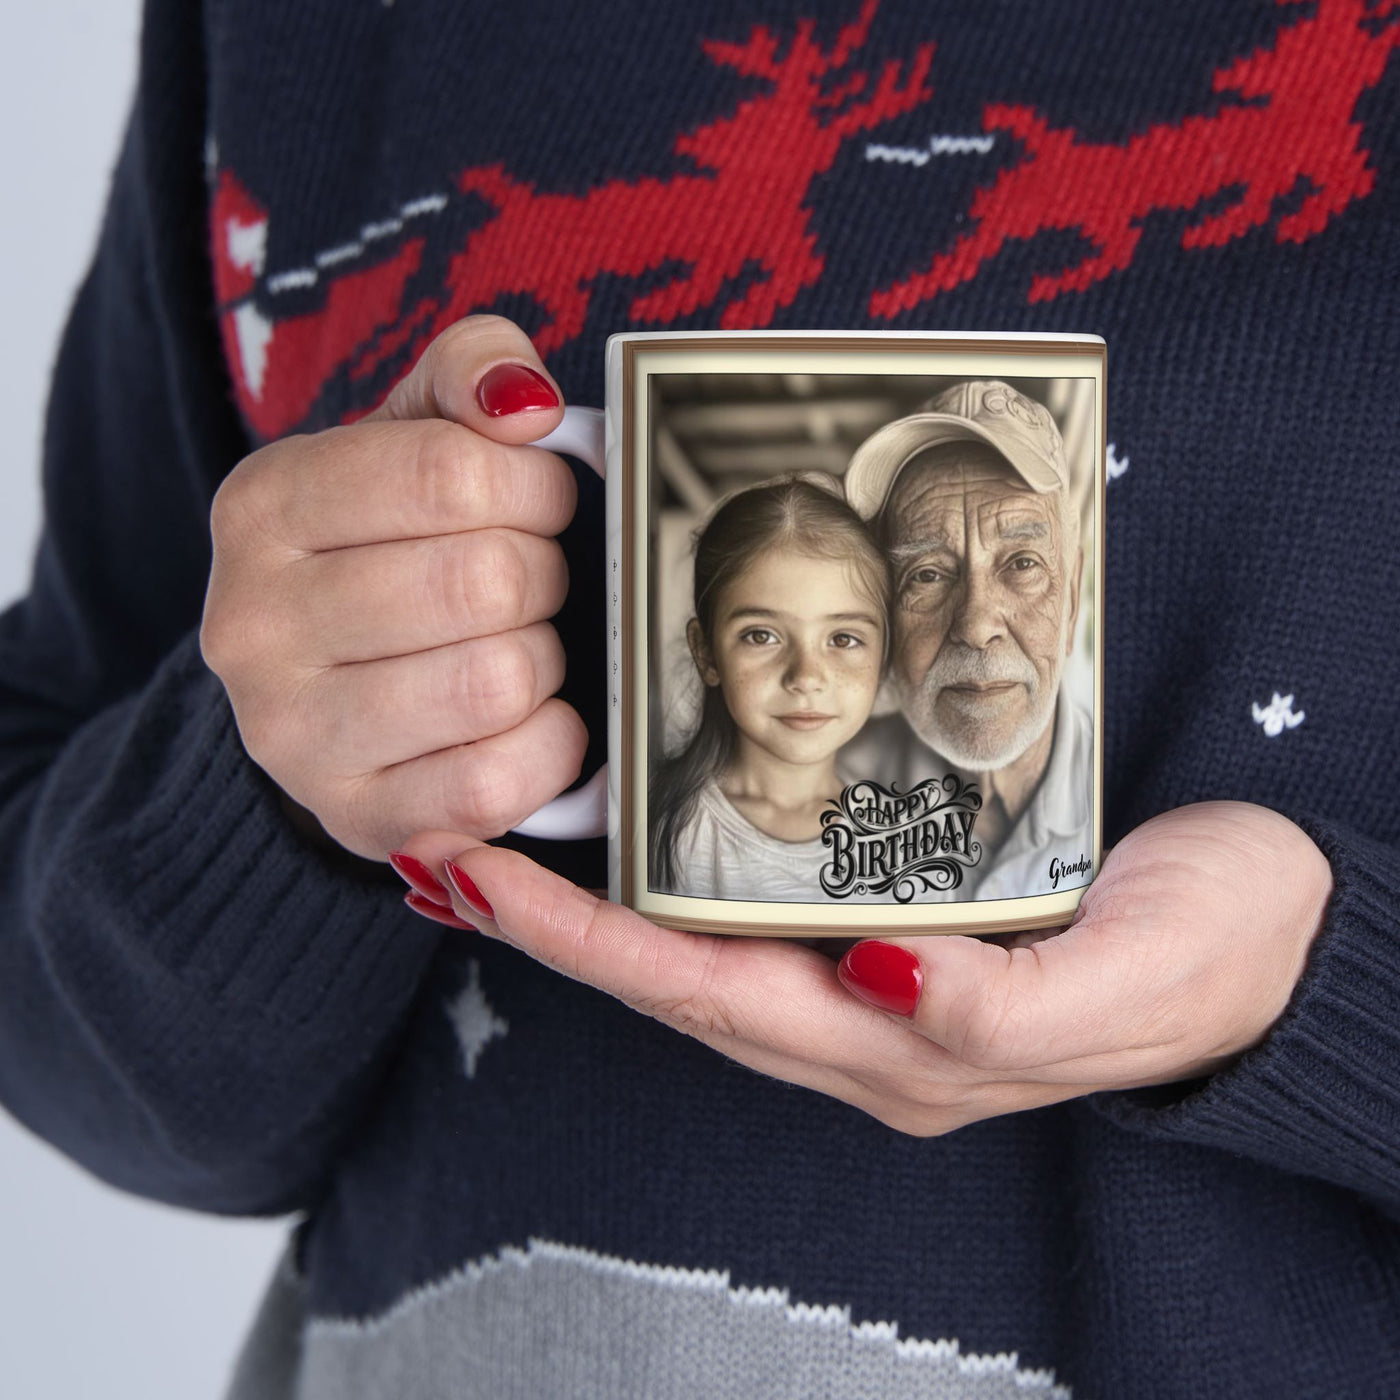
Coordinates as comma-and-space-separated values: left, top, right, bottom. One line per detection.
837, 941, 923, 1017
476, 363, 559, 416
444, 860, 495, 920
388, 851, 452, 906
404, 891, 478, 931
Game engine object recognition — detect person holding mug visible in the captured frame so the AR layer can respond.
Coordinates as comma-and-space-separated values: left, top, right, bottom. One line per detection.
2, 0, 1396, 1396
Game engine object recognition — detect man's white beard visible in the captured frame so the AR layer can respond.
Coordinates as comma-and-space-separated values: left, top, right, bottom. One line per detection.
900, 641, 1060, 771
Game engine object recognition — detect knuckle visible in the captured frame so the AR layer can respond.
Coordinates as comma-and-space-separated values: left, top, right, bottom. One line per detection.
514, 451, 578, 536
474, 635, 538, 728
208, 463, 259, 553
421, 318, 470, 369
336, 771, 394, 857
956, 1014, 1011, 1072
416, 321, 473, 391
461, 312, 522, 337
200, 591, 285, 679
207, 475, 241, 549
531, 621, 567, 695
444, 700, 585, 837
209, 439, 299, 551
538, 540, 570, 614
422, 317, 533, 408
637, 942, 737, 1042
413, 426, 516, 530
551, 894, 612, 986
198, 603, 235, 674
437, 313, 520, 352
538, 698, 588, 784
465, 531, 527, 632
448, 745, 526, 837
420, 536, 471, 638
412, 420, 476, 515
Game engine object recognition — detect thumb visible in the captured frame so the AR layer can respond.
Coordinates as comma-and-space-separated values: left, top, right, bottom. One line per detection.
365, 313, 565, 443
838, 928, 1127, 1074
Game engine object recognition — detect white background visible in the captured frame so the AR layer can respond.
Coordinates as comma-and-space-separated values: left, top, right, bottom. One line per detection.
0, 5, 286, 1396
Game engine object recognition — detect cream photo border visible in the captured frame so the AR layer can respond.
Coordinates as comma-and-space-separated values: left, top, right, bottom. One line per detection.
609, 332, 1105, 938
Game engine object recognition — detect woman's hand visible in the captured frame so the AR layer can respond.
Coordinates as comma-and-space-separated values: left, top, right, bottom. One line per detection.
200, 315, 586, 860
395, 802, 1332, 1134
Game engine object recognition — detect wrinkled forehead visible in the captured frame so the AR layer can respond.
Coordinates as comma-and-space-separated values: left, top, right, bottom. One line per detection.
881, 446, 1064, 547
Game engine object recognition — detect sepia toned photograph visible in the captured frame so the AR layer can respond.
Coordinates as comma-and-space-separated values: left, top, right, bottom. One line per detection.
616, 337, 1102, 934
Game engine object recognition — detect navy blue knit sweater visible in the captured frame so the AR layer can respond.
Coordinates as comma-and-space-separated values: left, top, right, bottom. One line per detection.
2, 0, 1399, 1395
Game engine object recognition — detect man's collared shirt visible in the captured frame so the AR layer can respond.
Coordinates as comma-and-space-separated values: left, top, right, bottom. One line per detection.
837, 693, 1094, 902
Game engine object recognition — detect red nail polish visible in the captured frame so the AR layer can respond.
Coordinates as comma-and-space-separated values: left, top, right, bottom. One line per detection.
476, 363, 559, 417
837, 941, 923, 1017
388, 851, 451, 906
404, 891, 478, 931
444, 860, 495, 920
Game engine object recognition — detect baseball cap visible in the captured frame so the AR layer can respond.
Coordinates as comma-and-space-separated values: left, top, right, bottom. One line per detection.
844, 380, 1069, 520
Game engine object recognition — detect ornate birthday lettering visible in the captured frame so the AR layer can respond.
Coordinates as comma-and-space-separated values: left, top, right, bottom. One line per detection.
820, 776, 983, 901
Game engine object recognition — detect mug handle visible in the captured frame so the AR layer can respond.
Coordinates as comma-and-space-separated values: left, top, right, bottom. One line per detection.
509, 405, 609, 841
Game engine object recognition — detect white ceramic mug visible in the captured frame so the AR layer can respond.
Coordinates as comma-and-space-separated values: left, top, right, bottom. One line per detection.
508, 404, 609, 843
511, 330, 1104, 939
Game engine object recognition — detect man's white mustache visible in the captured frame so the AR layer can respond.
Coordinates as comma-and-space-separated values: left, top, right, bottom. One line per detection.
923, 643, 1038, 693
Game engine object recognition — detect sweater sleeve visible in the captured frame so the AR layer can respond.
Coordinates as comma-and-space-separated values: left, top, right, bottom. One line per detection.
1091, 816, 1400, 1217
0, 0, 439, 1216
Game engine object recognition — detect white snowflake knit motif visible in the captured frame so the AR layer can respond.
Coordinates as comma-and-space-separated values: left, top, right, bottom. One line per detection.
1252, 692, 1305, 737
444, 960, 508, 1079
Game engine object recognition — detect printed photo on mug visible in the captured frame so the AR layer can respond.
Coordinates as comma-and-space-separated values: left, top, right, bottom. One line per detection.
604, 332, 1103, 937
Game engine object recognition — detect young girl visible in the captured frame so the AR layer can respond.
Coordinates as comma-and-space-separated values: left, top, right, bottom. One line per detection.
649, 476, 890, 901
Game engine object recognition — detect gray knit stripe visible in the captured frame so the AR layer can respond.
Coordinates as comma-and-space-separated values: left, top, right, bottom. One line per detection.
227, 1238, 1071, 1400
224, 1244, 305, 1400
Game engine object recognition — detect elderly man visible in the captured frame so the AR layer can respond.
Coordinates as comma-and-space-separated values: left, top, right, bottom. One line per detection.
841, 379, 1093, 901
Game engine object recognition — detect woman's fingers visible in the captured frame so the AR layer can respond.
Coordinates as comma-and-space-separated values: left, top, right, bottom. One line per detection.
385, 835, 1128, 1133
292, 622, 567, 772
383, 805, 1336, 1136
837, 927, 1152, 1076
318, 698, 588, 852
226, 425, 577, 555
289, 528, 569, 664
438, 844, 917, 1062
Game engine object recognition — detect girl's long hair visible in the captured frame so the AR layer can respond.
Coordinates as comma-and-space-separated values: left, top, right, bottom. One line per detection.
648, 476, 889, 892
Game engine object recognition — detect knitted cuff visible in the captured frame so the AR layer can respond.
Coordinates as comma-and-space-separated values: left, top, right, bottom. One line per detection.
38, 631, 437, 1031
1091, 816, 1400, 1208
